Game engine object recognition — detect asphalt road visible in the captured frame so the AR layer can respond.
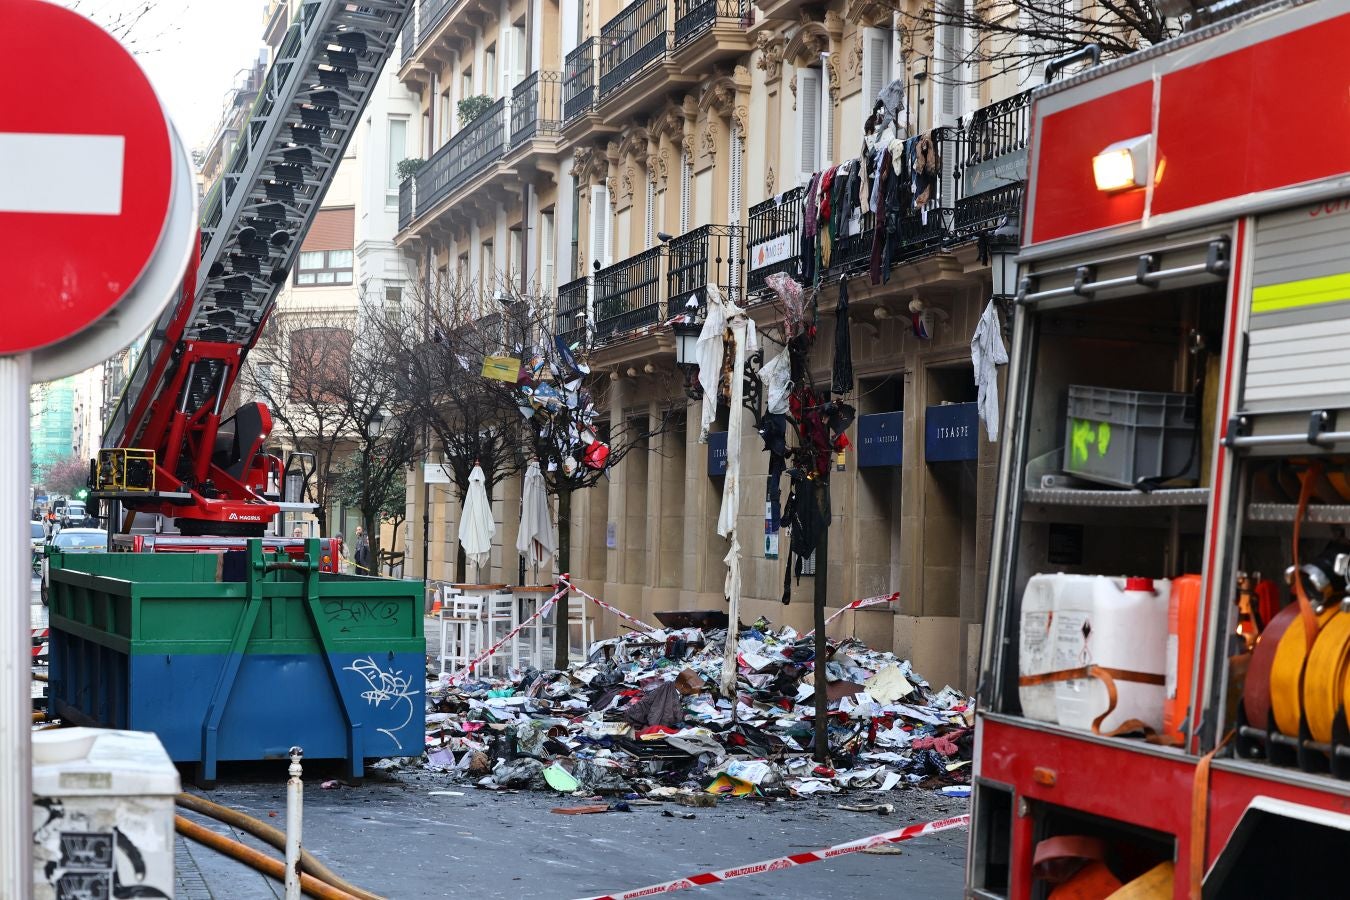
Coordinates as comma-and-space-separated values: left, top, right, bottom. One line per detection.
178, 770, 970, 899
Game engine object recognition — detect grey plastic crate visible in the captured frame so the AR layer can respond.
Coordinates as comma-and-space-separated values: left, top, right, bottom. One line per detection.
1061, 385, 1199, 488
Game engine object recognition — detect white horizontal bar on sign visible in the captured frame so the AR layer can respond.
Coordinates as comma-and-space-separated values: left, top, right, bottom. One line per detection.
0, 132, 125, 215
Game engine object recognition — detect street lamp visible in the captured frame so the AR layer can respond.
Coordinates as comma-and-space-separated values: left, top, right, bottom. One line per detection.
671, 319, 703, 401
988, 218, 1021, 331
367, 409, 386, 439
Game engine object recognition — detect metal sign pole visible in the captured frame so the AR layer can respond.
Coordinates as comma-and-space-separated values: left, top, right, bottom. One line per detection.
0, 352, 33, 900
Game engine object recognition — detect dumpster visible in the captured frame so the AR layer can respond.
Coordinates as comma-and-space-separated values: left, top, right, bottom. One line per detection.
47, 540, 424, 784
32, 728, 179, 899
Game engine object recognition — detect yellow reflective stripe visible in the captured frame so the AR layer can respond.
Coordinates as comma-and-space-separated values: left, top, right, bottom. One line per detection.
1252, 271, 1350, 314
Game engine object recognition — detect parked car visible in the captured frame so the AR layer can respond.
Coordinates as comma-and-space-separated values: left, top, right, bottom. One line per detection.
30, 521, 46, 575
41, 528, 107, 606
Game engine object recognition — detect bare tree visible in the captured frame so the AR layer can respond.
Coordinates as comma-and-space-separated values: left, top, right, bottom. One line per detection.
66, 0, 181, 50
240, 307, 358, 537
375, 280, 528, 583
897, 0, 1178, 89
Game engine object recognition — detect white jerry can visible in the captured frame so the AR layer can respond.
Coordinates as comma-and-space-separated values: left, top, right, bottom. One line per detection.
32, 728, 179, 900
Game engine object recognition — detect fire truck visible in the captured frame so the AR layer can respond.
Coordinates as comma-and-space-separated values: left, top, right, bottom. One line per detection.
968, 1, 1350, 896
89, 0, 412, 570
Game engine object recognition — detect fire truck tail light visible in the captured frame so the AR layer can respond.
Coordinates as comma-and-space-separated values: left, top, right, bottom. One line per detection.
1033, 766, 1057, 786
1093, 136, 1151, 192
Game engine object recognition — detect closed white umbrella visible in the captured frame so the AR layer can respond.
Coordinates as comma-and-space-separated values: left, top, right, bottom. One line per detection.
458, 464, 495, 581
516, 460, 554, 581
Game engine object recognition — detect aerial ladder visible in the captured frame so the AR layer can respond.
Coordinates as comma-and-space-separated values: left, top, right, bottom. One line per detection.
94, 0, 413, 536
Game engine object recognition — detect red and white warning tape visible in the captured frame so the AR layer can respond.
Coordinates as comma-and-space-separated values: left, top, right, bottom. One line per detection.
444, 586, 567, 683
32, 627, 48, 641
802, 592, 901, 639
32, 642, 47, 660
575, 812, 969, 899
562, 576, 663, 637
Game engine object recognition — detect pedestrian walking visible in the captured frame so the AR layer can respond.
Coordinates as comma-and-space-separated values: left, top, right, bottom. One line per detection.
354, 526, 371, 574
335, 532, 346, 573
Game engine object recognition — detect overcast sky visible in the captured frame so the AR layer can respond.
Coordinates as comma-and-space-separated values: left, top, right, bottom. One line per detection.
66, 0, 267, 151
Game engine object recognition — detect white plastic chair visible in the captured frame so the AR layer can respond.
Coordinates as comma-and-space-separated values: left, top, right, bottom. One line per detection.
481, 591, 519, 675
438, 594, 482, 675
565, 592, 595, 662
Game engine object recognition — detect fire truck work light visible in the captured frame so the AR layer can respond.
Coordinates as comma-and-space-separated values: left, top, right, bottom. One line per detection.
1093, 135, 1151, 192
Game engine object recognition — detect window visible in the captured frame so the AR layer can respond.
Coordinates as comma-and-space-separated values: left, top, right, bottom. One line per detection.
861, 27, 894, 120
254, 362, 275, 399
589, 184, 612, 269
507, 227, 523, 286
798, 66, 821, 184
484, 45, 496, 96
481, 240, 495, 286
387, 117, 408, 202
461, 68, 473, 100
456, 254, 468, 286
289, 326, 353, 402
296, 249, 353, 285
938, 0, 979, 125
509, 23, 527, 89
422, 110, 431, 156
384, 286, 402, 324
439, 90, 451, 143
541, 208, 556, 296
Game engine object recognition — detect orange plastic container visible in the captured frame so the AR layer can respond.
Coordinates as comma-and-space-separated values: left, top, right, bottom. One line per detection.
1163, 574, 1203, 745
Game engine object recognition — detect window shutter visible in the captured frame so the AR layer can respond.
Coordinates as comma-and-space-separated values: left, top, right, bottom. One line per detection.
798, 67, 820, 185
300, 207, 354, 252
939, 10, 957, 120
541, 209, 556, 296
589, 184, 611, 269
645, 174, 655, 247
680, 151, 691, 233
823, 78, 835, 169
965, 0, 979, 103
862, 28, 891, 115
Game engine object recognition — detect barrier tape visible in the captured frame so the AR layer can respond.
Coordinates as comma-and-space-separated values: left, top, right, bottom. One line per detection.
574, 812, 970, 899
562, 576, 664, 637
444, 586, 567, 683
803, 592, 901, 639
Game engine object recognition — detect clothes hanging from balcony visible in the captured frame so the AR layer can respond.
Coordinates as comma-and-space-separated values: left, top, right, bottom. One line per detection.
832, 277, 854, 396
971, 299, 1009, 442
818, 166, 838, 270
913, 132, 940, 221
800, 172, 821, 286
869, 149, 893, 285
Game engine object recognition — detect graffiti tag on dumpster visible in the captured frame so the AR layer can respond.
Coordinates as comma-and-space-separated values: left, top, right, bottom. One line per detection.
323, 599, 401, 630
343, 657, 421, 749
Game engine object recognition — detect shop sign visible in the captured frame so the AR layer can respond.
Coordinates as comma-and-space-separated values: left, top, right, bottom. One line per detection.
749, 234, 793, 271
963, 147, 1028, 196
925, 403, 979, 462
858, 412, 903, 468
707, 431, 728, 476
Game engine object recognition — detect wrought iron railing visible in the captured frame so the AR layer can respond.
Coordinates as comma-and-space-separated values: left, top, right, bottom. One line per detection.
593, 246, 664, 339
746, 186, 803, 296
400, 6, 416, 65
417, 0, 456, 49
891, 124, 962, 262
413, 97, 506, 215
563, 38, 597, 122
666, 225, 744, 317
598, 0, 669, 100
673, 0, 745, 48
955, 90, 1031, 234
509, 71, 563, 146
556, 276, 589, 348
398, 176, 414, 231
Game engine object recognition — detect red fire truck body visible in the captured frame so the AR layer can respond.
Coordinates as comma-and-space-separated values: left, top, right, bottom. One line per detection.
969, 3, 1350, 897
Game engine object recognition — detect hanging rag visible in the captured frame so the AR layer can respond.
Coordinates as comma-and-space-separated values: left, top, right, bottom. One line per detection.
766, 272, 806, 339
971, 299, 1009, 441
869, 151, 892, 285
695, 285, 730, 442
832, 278, 854, 396
914, 132, 940, 222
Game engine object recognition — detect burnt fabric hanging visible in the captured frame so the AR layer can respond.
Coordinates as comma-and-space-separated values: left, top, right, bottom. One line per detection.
780, 471, 830, 605
832, 277, 854, 396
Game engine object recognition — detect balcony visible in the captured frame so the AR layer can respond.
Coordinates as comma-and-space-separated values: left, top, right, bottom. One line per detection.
672, 0, 752, 70
556, 276, 589, 349
666, 225, 743, 318
955, 89, 1031, 234
563, 38, 597, 124
413, 97, 506, 218
594, 246, 664, 339
509, 71, 562, 147
598, 0, 669, 100
746, 187, 803, 296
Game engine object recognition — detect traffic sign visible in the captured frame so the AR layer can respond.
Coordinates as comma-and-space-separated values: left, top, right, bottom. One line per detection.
0, 0, 179, 357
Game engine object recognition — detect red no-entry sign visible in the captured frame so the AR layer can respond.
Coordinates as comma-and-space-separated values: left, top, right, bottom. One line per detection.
0, 0, 174, 355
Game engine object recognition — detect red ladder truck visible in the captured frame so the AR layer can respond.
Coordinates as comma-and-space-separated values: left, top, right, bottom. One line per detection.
90, 0, 412, 567
968, 1, 1350, 897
